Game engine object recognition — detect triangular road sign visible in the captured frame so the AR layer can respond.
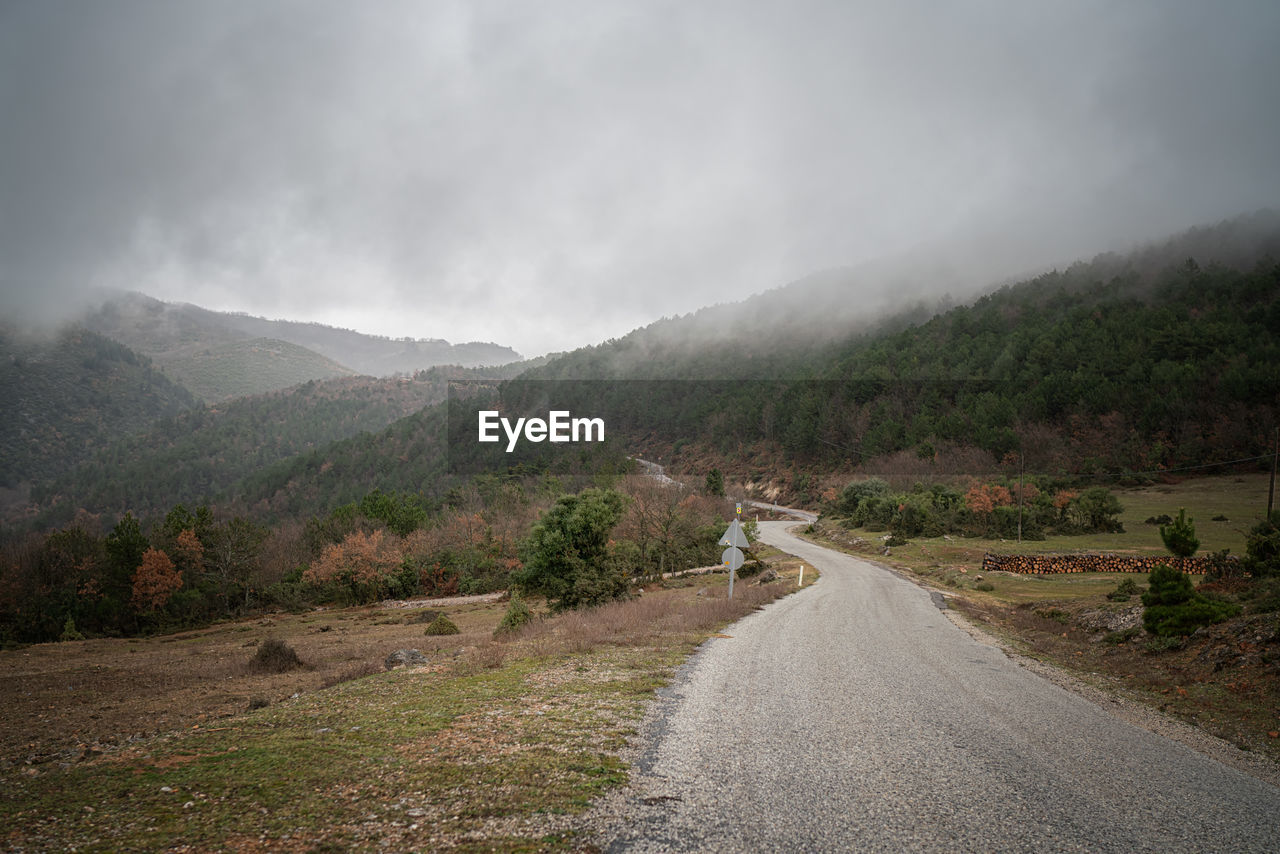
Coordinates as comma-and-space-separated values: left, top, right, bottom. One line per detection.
718, 518, 749, 548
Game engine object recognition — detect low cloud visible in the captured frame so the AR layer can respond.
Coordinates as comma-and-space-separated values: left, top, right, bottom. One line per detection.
3, 1, 1278, 353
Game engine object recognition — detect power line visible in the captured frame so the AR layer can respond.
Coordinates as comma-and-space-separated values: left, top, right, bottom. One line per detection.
1095, 454, 1272, 480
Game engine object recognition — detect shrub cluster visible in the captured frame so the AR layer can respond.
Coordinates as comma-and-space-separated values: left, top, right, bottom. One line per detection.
1243, 512, 1280, 577
827, 477, 1124, 541
1107, 577, 1141, 602
1141, 564, 1239, 637
494, 595, 534, 637
423, 614, 460, 636
1, 476, 742, 644
249, 637, 304, 673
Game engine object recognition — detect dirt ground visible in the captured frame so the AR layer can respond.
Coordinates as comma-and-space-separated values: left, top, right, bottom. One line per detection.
953, 587, 1280, 760
0, 557, 810, 775
0, 598, 507, 768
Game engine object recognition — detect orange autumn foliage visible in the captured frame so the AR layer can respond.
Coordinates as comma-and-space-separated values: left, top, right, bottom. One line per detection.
172, 529, 204, 573
964, 483, 1013, 515
132, 548, 183, 611
304, 529, 403, 590
1011, 482, 1040, 504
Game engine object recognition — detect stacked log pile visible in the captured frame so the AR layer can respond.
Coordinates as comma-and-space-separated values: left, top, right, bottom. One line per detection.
981, 553, 1229, 575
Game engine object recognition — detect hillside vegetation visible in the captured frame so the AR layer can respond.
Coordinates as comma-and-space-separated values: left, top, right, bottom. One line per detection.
84, 294, 354, 401
145, 336, 356, 403
19, 358, 548, 529
0, 326, 198, 489
521, 213, 1280, 488
173, 212, 1279, 525
26, 374, 442, 527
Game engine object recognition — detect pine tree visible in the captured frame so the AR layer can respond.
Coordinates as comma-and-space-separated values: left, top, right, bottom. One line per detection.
1159, 508, 1199, 557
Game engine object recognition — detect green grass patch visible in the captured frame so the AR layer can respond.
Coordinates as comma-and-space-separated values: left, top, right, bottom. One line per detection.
0, 649, 680, 851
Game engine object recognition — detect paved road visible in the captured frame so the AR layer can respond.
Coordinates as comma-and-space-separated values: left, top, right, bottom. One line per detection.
743, 499, 817, 523
593, 521, 1280, 852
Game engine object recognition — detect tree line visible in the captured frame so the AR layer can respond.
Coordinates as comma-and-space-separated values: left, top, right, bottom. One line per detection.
822, 476, 1125, 541
0, 473, 733, 645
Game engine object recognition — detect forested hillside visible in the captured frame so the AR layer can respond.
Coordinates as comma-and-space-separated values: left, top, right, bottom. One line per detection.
146, 337, 358, 403
514, 213, 1280, 480
526, 211, 1280, 381
12, 213, 1277, 534
26, 375, 439, 527
206, 213, 1280, 522
233, 400, 630, 523
0, 326, 198, 489
22, 362, 545, 529
806, 257, 1279, 474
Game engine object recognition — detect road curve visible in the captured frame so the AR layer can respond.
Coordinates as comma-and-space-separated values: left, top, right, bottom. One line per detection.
591, 521, 1280, 853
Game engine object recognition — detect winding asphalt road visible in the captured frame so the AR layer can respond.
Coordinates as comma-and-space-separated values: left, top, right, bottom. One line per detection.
593, 521, 1280, 852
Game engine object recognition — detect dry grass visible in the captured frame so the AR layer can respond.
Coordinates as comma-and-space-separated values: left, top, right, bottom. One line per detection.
319, 659, 384, 689
453, 640, 509, 675
0, 551, 815, 852
0, 556, 810, 771
498, 581, 786, 657
0, 605, 502, 765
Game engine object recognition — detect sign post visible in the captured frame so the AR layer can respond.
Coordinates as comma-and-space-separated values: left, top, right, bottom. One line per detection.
722, 547, 744, 598
718, 517, 750, 599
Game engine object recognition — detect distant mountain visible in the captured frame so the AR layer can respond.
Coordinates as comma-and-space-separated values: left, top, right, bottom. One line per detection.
0, 326, 198, 490
142, 336, 358, 403
209, 309, 522, 376
83, 293, 523, 400
83, 293, 354, 401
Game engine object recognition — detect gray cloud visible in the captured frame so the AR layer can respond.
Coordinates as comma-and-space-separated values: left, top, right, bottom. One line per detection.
3, 0, 1278, 354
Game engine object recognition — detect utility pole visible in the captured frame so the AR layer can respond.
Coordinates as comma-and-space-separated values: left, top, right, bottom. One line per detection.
1268, 426, 1278, 520
1017, 452, 1025, 544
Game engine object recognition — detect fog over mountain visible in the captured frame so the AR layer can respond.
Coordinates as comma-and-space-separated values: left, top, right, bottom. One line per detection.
3, 1, 1278, 356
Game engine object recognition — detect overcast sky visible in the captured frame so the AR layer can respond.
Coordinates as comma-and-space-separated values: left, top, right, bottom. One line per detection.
3, 1, 1278, 356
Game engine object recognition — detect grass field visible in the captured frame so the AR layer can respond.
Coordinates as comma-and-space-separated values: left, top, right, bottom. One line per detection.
837, 474, 1272, 573
982, 473, 1273, 556
0, 552, 815, 851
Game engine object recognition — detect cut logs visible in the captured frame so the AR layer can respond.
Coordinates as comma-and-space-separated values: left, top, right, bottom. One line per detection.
981, 553, 1233, 575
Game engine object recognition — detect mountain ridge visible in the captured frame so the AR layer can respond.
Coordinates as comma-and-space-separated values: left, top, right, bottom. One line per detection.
204, 211, 1279, 521
10, 210, 1279, 528
81, 292, 523, 401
